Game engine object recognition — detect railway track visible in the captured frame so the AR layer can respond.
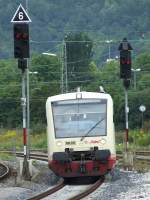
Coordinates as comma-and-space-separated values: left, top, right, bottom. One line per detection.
0, 150, 149, 199
27, 177, 104, 200
1, 150, 150, 164
27, 178, 65, 200
117, 152, 150, 164
16, 152, 48, 162
0, 151, 48, 162
0, 150, 105, 199
0, 162, 9, 180
68, 177, 104, 200
135, 150, 150, 156
116, 150, 150, 156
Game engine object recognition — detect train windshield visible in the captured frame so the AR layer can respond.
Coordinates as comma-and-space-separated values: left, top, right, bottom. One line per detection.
52, 99, 107, 138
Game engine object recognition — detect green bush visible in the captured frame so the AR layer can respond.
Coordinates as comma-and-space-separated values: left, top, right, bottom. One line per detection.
144, 120, 150, 132
130, 130, 150, 147
137, 134, 150, 146
30, 133, 47, 149
31, 123, 46, 135
116, 130, 150, 150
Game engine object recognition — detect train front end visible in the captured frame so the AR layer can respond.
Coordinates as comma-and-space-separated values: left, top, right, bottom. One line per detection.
46, 92, 116, 178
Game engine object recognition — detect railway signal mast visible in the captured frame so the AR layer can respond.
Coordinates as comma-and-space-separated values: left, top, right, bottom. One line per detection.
118, 38, 133, 151
11, 4, 31, 180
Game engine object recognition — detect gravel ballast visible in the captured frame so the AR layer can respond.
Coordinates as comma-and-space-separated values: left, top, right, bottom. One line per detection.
0, 160, 150, 200
83, 170, 150, 200
0, 159, 58, 200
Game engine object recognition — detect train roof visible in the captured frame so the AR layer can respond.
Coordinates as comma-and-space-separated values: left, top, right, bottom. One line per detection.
46, 91, 112, 103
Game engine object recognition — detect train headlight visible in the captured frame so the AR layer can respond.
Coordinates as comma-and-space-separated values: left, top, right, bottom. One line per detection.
101, 139, 106, 144
76, 93, 82, 99
56, 141, 63, 146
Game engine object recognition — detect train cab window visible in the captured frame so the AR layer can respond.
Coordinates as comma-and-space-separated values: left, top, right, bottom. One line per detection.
52, 99, 107, 138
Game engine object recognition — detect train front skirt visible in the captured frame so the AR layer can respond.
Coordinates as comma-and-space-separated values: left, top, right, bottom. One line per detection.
48, 150, 116, 177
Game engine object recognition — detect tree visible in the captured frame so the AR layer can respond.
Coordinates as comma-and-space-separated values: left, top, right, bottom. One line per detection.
29, 54, 61, 126
0, 59, 21, 128
0, 54, 62, 129
64, 32, 93, 90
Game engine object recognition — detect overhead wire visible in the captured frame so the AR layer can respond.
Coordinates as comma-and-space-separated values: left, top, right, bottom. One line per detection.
30, 38, 150, 44
1, 88, 149, 103
0, 79, 150, 89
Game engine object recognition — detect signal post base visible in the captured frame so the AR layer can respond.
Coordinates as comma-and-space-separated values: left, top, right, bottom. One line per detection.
123, 151, 134, 171
20, 157, 31, 180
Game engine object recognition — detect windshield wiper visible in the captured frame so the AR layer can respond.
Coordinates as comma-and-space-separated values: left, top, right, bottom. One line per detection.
80, 118, 105, 141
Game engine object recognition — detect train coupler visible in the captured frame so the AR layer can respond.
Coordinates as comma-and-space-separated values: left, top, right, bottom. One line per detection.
80, 153, 86, 173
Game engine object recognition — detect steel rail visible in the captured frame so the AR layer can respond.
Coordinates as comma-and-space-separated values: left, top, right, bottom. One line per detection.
1, 150, 150, 157
27, 178, 65, 200
0, 162, 9, 180
135, 155, 150, 161
16, 150, 105, 200
27, 177, 104, 200
1, 150, 150, 163
135, 151, 150, 156
17, 155, 48, 162
116, 150, 150, 156
5, 150, 150, 199
16, 152, 47, 158
0, 151, 48, 161
116, 154, 150, 161
0, 150, 62, 200
0, 151, 47, 157
68, 177, 105, 200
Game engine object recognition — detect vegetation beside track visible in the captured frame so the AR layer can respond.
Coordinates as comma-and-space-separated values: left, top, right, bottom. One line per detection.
0, 52, 150, 131
0, 129, 150, 155
116, 129, 150, 152
0, 130, 47, 159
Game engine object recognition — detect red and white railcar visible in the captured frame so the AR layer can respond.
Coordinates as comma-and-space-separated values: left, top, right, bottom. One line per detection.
46, 91, 116, 178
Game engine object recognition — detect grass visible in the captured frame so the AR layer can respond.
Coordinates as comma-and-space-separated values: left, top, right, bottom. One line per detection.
116, 143, 150, 153
116, 129, 150, 152
0, 129, 150, 153
134, 160, 150, 173
0, 153, 16, 161
0, 130, 47, 151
